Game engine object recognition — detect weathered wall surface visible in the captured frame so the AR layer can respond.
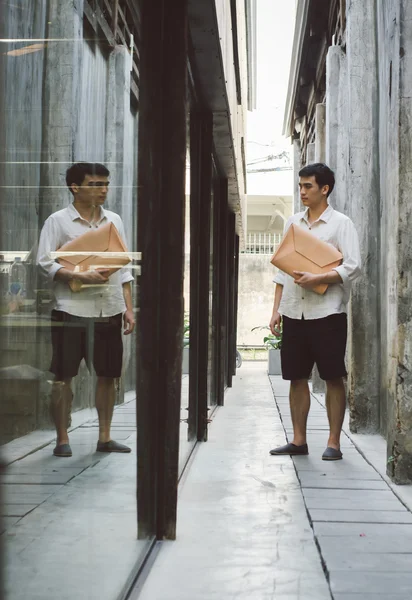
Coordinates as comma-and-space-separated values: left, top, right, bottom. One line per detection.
377, 0, 400, 443
387, 0, 412, 483
2, 0, 46, 253
322, 0, 412, 481
346, 0, 381, 433
237, 255, 278, 346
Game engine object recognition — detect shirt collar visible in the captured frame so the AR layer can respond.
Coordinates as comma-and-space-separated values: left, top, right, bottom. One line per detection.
302, 203, 334, 225
68, 202, 107, 223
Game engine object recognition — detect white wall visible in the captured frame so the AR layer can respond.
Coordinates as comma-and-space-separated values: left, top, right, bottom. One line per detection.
237, 254, 278, 346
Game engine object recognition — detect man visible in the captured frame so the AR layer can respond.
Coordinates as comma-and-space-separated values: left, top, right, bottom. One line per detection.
269, 163, 361, 461
37, 162, 135, 457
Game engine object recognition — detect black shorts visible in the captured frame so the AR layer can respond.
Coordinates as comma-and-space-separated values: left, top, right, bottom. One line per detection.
50, 310, 123, 380
280, 313, 347, 381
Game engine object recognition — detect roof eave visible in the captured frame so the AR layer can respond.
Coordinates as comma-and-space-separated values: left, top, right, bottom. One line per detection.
282, 0, 311, 138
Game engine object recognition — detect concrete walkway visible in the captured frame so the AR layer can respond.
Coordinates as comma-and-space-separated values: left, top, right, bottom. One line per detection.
3, 364, 412, 599
137, 364, 412, 600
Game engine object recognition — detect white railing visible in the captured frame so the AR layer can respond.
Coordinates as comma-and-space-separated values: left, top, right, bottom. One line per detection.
243, 233, 282, 255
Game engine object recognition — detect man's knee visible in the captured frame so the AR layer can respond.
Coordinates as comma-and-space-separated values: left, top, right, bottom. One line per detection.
290, 378, 309, 390
51, 378, 72, 393
325, 377, 345, 390
97, 376, 115, 385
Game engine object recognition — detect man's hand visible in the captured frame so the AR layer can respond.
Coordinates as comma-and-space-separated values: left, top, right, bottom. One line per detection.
76, 269, 110, 285
123, 309, 135, 335
270, 311, 282, 337
293, 271, 320, 289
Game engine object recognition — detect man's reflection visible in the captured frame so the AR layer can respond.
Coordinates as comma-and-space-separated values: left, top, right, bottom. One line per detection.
36, 162, 135, 457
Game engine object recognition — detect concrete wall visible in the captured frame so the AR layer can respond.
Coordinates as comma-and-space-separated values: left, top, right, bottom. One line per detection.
319, 0, 412, 482
237, 255, 278, 346
385, 0, 412, 483
346, 0, 381, 433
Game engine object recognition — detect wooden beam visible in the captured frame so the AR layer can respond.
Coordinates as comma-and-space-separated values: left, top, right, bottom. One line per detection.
137, 0, 188, 542
83, 0, 115, 45
112, 0, 119, 39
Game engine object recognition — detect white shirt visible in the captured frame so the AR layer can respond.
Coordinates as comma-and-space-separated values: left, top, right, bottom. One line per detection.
37, 203, 134, 318
273, 204, 361, 320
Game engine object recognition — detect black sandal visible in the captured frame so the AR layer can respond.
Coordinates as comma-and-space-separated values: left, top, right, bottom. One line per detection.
96, 440, 131, 453
269, 442, 309, 456
322, 447, 343, 461
53, 443, 72, 457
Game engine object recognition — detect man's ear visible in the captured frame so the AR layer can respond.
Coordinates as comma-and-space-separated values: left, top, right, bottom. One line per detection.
71, 184, 79, 195
322, 185, 329, 197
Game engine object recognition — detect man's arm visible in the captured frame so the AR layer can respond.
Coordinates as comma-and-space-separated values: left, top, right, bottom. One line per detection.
54, 268, 110, 285
122, 282, 135, 335
37, 217, 111, 286
294, 218, 361, 290
293, 269, 342, 288
269, 284, 283, 336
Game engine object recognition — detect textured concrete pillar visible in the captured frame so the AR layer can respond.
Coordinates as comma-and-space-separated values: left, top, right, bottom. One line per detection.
326, 45, 349, 214
314, 104, 326, 163
326, 44, 350, 392
105, 46, 134, 227
326, 47, 340, 172
39, 0, 84, 221
105, 46, 135, 399
386, 0, 412, 483
306, 142, 315, 164
346, 0, 380, 432
293, 138, 302, 214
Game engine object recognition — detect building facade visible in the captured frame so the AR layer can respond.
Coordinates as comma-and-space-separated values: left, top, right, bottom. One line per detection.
284, 0, 412, 484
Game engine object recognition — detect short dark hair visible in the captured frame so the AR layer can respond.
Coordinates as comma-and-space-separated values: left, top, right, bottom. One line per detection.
299, 163, 335, 197
66, 162, 110, 194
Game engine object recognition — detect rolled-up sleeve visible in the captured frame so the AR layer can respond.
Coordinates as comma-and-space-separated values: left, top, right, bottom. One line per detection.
273, 269, 286, 286
272, 217, 293, 286
117, 218, 134, 285
333, 218, 362, 285
36, 217, 64, 283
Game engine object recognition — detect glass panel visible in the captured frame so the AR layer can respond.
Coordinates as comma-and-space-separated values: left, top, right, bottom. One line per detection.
180, 97, 194, 473
207, 168, 219, 409
0, 2, 151, 598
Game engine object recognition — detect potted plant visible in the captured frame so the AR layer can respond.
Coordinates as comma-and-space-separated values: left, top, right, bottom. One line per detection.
251, 325, 282, 376
182, 312, 190, 374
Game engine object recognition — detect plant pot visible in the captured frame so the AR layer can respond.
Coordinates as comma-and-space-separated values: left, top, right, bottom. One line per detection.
268, 348, 281, 376
182, 346, 189, 375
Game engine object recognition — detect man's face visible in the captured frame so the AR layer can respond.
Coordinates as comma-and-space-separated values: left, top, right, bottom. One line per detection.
72, 174, 110, 205
299, 175, 328, 209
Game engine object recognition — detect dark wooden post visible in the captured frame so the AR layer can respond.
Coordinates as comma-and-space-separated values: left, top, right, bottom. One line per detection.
136, 0, 188, 541
226, 212, 236, 387
217, 180, 229, 404
191, 112, 213, 441
233, 234, 240, 373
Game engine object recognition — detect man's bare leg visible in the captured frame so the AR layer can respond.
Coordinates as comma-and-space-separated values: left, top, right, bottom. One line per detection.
50, 378, 73, 445
95, 376, 115, 443
290, 379, 311, 446
325, 377, 346, 450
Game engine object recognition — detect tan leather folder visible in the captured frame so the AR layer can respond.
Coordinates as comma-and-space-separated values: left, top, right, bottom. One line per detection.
57, 222, 131, 292
271, 224, 343, 295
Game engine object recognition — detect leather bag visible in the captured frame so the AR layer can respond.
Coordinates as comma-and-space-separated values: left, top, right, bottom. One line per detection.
271, 223, 343, 295
56, 222, 131, 292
